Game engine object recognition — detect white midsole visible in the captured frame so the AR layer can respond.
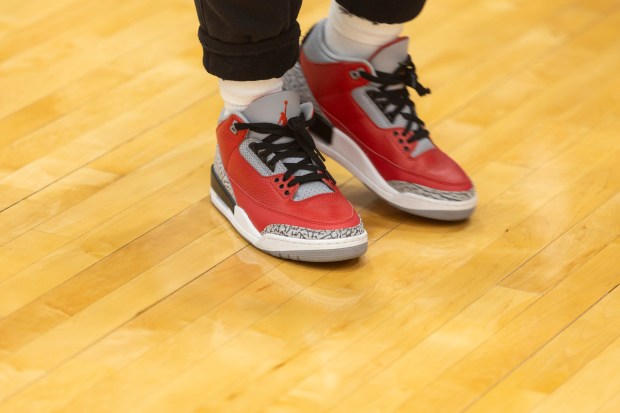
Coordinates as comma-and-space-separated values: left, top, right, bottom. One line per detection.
313, 127, 478, 213
210, 188, 368, 252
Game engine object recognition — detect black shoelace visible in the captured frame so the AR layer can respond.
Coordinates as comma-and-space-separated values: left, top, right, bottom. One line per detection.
236, 115, 336, 187
359, 55, 431, 144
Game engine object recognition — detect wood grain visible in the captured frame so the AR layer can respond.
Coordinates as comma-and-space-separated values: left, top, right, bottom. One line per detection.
0, 0, 619, 412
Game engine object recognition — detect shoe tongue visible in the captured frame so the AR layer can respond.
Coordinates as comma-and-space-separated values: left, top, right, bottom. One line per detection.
369, 37, 410, 74
243, 91, 300, 124
369, 37, 436, 158
242, 91, 333, 201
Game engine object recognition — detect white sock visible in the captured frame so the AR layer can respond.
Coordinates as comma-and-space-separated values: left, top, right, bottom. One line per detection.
219, 77, 283, 114
325, 1, 403, 60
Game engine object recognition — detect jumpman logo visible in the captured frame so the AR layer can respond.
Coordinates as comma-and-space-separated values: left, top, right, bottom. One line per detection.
277, 100, 288, 126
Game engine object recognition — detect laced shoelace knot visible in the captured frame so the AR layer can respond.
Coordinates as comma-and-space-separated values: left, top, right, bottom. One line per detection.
236, 114, 336, 188
359, 55, 431, 144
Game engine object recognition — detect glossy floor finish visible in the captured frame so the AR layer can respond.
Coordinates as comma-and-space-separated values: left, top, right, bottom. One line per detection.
1, 0, 619, 412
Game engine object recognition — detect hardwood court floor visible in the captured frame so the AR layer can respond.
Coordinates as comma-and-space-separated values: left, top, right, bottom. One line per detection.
1, 0, 619, 412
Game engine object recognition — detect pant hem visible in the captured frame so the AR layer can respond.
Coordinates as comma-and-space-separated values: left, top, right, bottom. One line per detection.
198, 24, 301, 80
335, 0, 426, 24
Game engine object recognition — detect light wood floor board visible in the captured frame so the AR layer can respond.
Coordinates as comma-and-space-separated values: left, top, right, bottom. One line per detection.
0, 0, 619, 412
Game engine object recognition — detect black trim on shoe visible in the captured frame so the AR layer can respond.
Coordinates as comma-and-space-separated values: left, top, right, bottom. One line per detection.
211, 165, 236, 212
310, 113, 333, 144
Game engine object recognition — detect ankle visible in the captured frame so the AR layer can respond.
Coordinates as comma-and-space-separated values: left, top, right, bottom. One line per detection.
325, 1, 403, 60
219, 77, 283, 114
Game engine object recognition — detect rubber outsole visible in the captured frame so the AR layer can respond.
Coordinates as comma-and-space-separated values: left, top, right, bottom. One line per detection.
266, 243, 369, 262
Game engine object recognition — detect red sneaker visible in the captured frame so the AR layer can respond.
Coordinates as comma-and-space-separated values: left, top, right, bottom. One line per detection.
211, 91, 368, 262
284, 21, 477, 220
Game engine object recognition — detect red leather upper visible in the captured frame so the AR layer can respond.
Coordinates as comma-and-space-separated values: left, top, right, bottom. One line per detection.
216, 116, 360, 232
300, 53, 473, 192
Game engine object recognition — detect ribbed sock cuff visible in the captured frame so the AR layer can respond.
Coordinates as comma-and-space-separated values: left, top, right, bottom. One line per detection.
326, 1, 403, 59
219, 78, 283, 113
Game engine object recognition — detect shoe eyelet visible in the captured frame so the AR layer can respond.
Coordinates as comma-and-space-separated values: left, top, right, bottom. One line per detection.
274, 177, 280, 183
349, 69, 364, 80
284, 190, 290, 196
398, 139, 404, 144
393, 131, 399, 136
230, 122, 238, 134
279, 184, 284, 189
403, 146, 410, 152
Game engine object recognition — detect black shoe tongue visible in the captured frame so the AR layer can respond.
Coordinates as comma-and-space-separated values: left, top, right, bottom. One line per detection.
243, 91, 300, 124
369, 37, 410, 73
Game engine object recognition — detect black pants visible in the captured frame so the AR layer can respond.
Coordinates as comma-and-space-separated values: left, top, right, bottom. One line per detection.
194, 0, 427, 81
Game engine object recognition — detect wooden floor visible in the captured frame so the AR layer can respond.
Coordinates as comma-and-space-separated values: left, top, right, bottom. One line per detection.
1, 0, 619, 411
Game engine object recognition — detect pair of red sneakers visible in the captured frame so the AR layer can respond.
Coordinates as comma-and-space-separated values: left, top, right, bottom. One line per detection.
210, 21, 476, 262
